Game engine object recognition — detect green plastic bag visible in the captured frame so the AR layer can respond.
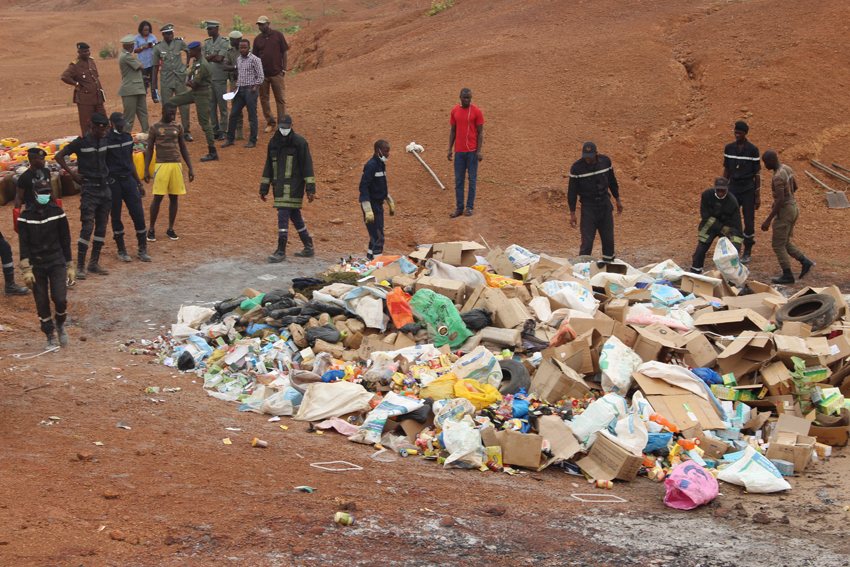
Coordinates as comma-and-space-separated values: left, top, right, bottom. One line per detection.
409, 289, 472, 349
240, 293, 266, 311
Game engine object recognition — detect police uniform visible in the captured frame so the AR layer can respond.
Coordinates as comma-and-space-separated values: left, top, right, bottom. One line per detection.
168, 42, 217, 157
105, 114, 150, 262
568, 143, 620, 261
152, 24, 191, 137
690, 179, 743, 273
202, 21, 230, 139
60, 42, 106, 137
259, 122, 316, 263
0, 228, 30, 296
723, 127, 760, 254
358, 153, 394, 260
224, 31, 244, 140
118, 34, 149, 133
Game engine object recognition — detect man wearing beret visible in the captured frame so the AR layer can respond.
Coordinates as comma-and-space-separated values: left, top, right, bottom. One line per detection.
15, 148, 51, 210
202, 20, 230, 141
151, 24, 193, 141
168, 41, 218, 162
61, 42, 107, 137
722, 121, 760, 264
223, 30, 245, 141
118, 34, 149, 133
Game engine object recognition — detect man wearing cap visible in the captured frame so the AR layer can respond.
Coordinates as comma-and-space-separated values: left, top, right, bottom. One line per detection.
222, 39, 264, 149
359, 140, 395, 261
259, 115, 316, 263
202, 21, 230, 141
722, 121, 760, 264
568, 142, 623, 262
168, 42, 218, 162
54, 113, 113, 279
689, 178, 743, 274
223, 30, 245, 141
151, 24, 193, 141
15, 148, 51, 209
118, 34, 150, 133
61, 42, 107, 137
106, 112, 151, 263
253, 16, 289, 133
447, 88, 484, 218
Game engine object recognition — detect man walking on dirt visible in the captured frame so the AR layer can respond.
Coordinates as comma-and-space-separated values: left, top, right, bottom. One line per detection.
760, 150, 815, 284
689, 177, 743, 274
60, 42, 107, 137
447, 88, 484, 218
359, 140, 396, 260
568, 141, 623, 262
259, 115, 315, 263
722, 121, 760, 264
168, 41, 218, 162
151, 24, 193, 141
254, 16, 289, 133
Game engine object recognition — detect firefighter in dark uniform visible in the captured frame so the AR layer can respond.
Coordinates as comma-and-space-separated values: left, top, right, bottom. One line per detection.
259, 115, 316, 263
359, 140, 395, 260
722, 121, 760, 264
106, 112, 151, 263
568, 142, 623, 262
55, 112, 113, 280
17, 180, 74, 349
60, 42, 107, 137
689, 177, 744, 274
1, 232, 29, 296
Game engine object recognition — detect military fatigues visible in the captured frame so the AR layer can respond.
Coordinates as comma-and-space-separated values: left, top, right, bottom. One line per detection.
169, 57, 215, 146
61, 57, 106, 137
118, 49, 149, 133
105, 130, 147, 255
770, 164, 805, 271
151, 38, 191, 135
17, 204, 72, 335
723, 140, 760, 251
64, 133, 112, 272
225, 44, 244, 140
202, 34, 230, 138
359, 155, 388, 257
568, 155, 620, 261
691, 189, 743, 273
259, 130, 316, 253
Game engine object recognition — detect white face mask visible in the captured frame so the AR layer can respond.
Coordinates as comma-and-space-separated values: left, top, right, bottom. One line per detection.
378, 149, 388, 163
715, 189, 727, 200
279, 127, 291, 136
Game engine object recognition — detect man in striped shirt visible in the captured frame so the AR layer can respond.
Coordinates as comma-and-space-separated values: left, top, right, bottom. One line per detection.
568, 142, 623, 262
222, 39, 265, 148
722, 121, 760, 264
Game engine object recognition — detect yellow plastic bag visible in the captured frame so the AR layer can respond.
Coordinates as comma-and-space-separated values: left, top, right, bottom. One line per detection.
420, 372, 458, 401
453, 378, 502, 410
472, 265, 522, 289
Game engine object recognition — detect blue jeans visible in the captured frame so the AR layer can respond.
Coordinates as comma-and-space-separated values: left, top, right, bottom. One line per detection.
226, 88, 258, 143
453, 151, 478, 211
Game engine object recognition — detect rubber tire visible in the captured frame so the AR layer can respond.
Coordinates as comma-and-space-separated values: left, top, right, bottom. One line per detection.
498, 358, 531, 396
775, 293, 838, 332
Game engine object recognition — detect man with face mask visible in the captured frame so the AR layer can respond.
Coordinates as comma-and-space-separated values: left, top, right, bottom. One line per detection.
17, 180, 74, 349
259, 115, 315, 263
689, 177, 743, 274
359, 140, 395, 260
15, 148, 51, 209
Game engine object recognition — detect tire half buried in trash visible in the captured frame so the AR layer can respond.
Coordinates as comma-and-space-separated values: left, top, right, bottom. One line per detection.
775, 293, 838, 332
498, 358, 531, 395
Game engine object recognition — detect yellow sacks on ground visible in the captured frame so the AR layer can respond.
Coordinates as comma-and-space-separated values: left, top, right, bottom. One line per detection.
472, 265, 522, 289
453, 378, 502, 410
420, 372, 458, 401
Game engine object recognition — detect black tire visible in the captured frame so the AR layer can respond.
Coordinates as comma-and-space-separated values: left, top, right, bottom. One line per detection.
498, 359, 531, 396
775, 294, 838, 332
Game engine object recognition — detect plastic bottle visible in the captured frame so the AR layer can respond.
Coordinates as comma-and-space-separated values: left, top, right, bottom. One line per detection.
650, 413, 680, 433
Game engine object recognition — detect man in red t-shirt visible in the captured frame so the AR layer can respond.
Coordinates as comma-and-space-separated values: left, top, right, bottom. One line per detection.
447, 88, 484, 217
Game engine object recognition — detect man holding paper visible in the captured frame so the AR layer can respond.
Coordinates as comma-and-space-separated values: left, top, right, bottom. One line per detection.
221, 39, 264, 149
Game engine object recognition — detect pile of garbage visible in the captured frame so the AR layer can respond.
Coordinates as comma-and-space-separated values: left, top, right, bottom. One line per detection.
134, 238, 850, 510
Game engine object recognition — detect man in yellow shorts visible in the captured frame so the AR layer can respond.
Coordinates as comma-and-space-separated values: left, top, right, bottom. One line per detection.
143, 102, 194, 241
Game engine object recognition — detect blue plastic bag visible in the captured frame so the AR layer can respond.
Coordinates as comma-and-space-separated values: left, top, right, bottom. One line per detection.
644, 432, 673, 453
692, 367, 723, 386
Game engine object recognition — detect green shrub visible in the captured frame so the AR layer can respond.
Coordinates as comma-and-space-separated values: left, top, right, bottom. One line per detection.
428, 0, 454, 15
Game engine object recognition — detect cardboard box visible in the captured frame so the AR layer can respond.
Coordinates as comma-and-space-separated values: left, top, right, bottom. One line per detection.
536, 415, 582, 470
808, 408, 850, 446
390, 272, 417, 291
773, 335, 831, 366
370, 262, 403, 284
569, 311, 638, 349
415, 276, 466, 304
481, 287, 533, 329
530, 358, 590, 403
632, 324, 717, 368
765, 414, 816, 472
680, 274, 717, 296
633, 372, 726, 431
604, 298, 629, 324
576, 433, 643, 482
760, 361, 794, 396
716, 331, 775, 378
398, 413, 434, 439
824, 333, 850, 366
431, 241, 487, 267
529, 258, 567, 281
723, 293, 785, 321
358, 336, 395, 360
494, 430, 544, 469
694, 309, 770, 335
682, 426, 730, 460
485, 247, 517, 278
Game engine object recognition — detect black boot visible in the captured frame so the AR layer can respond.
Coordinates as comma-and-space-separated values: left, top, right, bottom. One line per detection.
740, 245, 753, 265
45, 331, 59, 350
799, 255, 816, 280
136, 233, 152, 262
76, 248, 88, 280
771, 268, 795, 285
294, 235, 315, 258
200, 145, 219, 162
87, 247, 109, 275
115, 234, 131, 262
267, 238, 287, 263
4, 271, 29, 296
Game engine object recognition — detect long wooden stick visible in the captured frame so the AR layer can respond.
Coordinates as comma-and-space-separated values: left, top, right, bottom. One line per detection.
409, 150, 445, 190
831, 163, 850, 175
811, 160, 850, 184
805, 170, 835, 192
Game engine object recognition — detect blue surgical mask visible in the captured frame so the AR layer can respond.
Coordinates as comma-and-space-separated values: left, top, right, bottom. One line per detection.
36, 193, 51, 205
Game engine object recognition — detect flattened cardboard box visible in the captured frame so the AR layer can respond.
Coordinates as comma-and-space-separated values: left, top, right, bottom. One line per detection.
569, 311, 638, 349
694, 309, 770, 335
808, 408, 850, 447
536, 415, 582, 470
716, 331, 774, 378
722, 293, 784, 321
370, 262, 403, 284
683, 425, 730, 460
485, 247, 517, 278
415, 276, 466, 304
773, 335, 831, 366
759, 361, 793, 396
632, 372, 726, 431
577, 433, 643, 482
531, 358, 590, 403
765, 414, 816, 472
632, 323, 716, 368
431, 241, 486, 267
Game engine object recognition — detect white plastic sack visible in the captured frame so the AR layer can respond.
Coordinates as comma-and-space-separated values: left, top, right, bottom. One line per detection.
717, 446, 792, 493
504, 244, 540, 268
256, 388, 302, 416
569, 393, 629, 448
604, 413, 648, 456
178, 305, 215, 329
667, 308, 696, 330
588, 272, 646, 289
598, 336, 642, 393
637, 361, 709, 399
294, 382, 375, 422
349, 392, 424, 445
645, 259, 687, 282
171, 323, 200, 341
650, 284, 685, 308
425, 258, 486, 289
347, 292, 385, 330
713, 236, 748, 286
442, 417, 485, 469
540, 281, 599, 315
451, 345, 503, 389
434, 398, 476, 430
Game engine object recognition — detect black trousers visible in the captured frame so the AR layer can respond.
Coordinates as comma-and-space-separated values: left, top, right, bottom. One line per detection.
730, 184, 755, 248
110, 176, 147, 242
0, 231, 13, 276
79, 188, 112, 255
33, 262, 67, 334
364, 200, 385, 256
579, 200, 615, 261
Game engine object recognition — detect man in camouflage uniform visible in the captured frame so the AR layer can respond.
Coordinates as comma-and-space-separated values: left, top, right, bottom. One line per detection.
223, 30, 244, 141
151, 24, 193, 141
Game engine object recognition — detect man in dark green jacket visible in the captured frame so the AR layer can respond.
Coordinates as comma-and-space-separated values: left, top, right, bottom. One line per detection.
690, 177, 744, 274
259, 115, 315, 263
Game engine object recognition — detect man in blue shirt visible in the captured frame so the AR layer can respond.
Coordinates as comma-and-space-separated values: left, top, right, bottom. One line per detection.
358, 140, 395, 260
106, 112, 151, 263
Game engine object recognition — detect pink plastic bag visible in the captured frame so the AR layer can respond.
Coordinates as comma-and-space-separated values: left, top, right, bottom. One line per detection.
663, 462, 719, 510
